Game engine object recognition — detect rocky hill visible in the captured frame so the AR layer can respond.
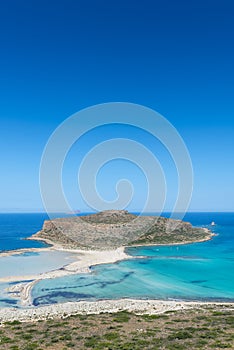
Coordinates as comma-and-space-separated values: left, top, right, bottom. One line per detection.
31, 210, 213, 250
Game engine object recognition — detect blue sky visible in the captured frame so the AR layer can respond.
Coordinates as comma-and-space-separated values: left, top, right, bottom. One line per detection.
0, 0, 233, 212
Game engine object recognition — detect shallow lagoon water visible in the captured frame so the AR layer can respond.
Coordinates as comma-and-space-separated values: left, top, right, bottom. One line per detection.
32, 213, 234, 305
0, 212, 234, 307
0, 250, 78, 307
0, 251, 77, 278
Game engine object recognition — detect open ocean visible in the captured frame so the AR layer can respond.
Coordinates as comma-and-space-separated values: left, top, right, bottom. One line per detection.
0, 212, 234, 307
0, 213, 49, 251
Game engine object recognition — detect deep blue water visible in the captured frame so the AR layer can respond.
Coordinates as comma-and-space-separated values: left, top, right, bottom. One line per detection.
0, 214, 49, 251
0, 212, 234, 307
32, 212, 234, 305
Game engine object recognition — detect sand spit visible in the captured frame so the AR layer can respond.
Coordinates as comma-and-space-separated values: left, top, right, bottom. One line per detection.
0, 246, 51, 258
0, 210, 219, 318
1, 247, 131, 306
0, 231, 215, 308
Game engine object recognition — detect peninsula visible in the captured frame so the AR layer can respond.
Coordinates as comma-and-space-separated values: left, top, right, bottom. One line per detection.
0, 211, 218, 322
31, 210, 213, 249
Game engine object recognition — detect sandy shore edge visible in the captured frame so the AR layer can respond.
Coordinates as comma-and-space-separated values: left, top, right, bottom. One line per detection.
1, 246, 132, 306
0, 299, 233, 323
0, 227, 217, 312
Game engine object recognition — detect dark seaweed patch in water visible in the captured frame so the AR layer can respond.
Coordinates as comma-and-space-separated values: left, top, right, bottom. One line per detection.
9, 279, 34, 285
40, 271, 134, 293
138, 259, 150, 265
0, 298, 18, 305
33, 292, 94, 306
21, 251, 40, 257
11, 252, 39, 257
191, 280, 208, 284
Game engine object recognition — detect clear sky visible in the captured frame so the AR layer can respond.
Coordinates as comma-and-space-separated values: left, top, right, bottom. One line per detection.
0, 0, 233, 212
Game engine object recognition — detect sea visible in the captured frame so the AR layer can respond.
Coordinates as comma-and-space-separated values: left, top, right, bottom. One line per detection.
0, 212, 234, 307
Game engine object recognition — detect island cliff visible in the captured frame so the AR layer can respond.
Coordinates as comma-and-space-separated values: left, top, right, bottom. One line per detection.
31, 210, 213, 250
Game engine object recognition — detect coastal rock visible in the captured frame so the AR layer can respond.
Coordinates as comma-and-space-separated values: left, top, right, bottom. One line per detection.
0, 299, 233, 323
31, 210, 213, 250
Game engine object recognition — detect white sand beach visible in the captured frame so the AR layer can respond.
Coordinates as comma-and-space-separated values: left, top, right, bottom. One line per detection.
0, 229, 232, 323
0, 245, 132, 306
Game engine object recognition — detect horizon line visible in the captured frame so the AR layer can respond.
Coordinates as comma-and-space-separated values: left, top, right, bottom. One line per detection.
0, 210, 234, 214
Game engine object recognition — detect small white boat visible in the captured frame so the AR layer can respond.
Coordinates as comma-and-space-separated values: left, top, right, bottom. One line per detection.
211, 221, 216, 226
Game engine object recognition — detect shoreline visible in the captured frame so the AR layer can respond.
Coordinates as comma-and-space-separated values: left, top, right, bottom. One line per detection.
1, 221, 215, 255
0, 299, 234, 323
0, 227, 218, 313
125, 232, 216, 249
1, 246, 132, 306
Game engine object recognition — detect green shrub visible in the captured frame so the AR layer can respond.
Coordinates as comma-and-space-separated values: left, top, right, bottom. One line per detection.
168, 330, 193, 340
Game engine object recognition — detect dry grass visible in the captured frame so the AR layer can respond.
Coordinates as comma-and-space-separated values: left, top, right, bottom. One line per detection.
0, 305, 233, 349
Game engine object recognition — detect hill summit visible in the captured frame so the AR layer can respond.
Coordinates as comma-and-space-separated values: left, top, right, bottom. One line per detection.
31, 210, 213, 250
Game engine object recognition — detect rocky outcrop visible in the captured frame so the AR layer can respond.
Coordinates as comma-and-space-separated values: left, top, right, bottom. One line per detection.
31, 210, 213, 250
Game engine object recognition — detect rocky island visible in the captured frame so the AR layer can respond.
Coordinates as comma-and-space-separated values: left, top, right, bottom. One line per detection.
0, 210, 218, 323
31, 210, 213, 250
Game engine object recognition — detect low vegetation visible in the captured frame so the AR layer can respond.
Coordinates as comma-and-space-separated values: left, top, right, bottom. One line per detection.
32, 210, 213, 249
0, 306, 233, 349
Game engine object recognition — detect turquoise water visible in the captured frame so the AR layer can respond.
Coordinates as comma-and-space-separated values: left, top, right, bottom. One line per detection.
31, 213, 234, 305
0, 251, 79, 308
0, 213, 233, 307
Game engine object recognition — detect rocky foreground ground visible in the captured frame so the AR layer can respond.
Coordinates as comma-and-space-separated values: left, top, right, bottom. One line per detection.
31, 210, 213, 249
0, 304, 233, 349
